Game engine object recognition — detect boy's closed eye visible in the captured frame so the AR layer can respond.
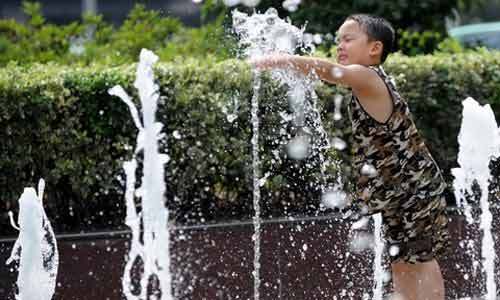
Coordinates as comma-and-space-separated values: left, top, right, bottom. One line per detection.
337, 34, 361, 44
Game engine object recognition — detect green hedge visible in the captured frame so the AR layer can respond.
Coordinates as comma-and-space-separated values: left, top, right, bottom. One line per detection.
0, 58, 341, 236
1, 51, 500, 236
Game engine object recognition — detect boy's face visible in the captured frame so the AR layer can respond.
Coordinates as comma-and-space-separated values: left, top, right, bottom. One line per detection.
336, 20, 381, 66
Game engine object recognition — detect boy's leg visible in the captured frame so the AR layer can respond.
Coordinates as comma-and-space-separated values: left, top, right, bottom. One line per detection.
391, 259, 445, 300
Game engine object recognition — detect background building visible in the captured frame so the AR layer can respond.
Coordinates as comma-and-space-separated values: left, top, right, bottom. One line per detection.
0, 0, 202, 26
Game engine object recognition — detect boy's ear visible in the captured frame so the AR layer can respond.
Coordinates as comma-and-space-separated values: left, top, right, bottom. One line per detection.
369, 40, 383, 58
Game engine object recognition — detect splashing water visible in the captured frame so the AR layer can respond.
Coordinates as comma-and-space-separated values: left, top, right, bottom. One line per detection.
452, 97, 499, 299
203, 0, 300, 10
6, 179, 59, 300
233, 8, 336, 299
233, 8, 311, 58
109, 49, 173, 300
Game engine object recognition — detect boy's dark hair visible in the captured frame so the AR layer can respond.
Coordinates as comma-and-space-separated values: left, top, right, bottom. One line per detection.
346, 14, 395, 64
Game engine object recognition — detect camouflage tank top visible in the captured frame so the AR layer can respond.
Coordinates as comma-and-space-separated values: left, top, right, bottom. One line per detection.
348, 65, 447, 215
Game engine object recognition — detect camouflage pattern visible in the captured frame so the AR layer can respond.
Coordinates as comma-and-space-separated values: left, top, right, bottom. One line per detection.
348, 66, 450, 263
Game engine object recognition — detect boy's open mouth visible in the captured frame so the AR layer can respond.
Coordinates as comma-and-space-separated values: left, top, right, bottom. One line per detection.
337, 54, 347, 62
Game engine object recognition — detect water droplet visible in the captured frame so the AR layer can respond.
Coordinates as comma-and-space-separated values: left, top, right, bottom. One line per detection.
333, 112, 342, 121
381, 270, 392, 283
286, 135, 310, 160
282, 0, 301, 12
313, 34, 322, 44
389, 245, 400, 257
332, 137, 347, 151
265, 7, 278, 15
360, 164, 378, 177
333, 94, 343, 121
173, 130, 181, 139
332, 67, 344, 78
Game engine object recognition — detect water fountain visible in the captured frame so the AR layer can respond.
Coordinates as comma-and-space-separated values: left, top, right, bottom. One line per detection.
452, 97, 499, 299
6, 179, 59, 300
109, 49, 173, 300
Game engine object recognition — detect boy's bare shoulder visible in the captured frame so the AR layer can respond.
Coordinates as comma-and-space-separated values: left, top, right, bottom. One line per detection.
346, 65, 394, 123
338, 64, 384, 96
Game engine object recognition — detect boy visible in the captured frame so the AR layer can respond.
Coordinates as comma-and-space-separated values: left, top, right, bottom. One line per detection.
251, 14, 450, 300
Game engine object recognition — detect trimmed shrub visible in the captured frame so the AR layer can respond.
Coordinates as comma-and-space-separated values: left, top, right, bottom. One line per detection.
1, 51, 500, 236
0, 59, 340, 236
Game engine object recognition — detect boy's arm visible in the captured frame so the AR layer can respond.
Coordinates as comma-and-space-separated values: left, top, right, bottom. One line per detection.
250, 54, 380, 97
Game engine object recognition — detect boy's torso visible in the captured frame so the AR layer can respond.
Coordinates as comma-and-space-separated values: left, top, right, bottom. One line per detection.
348, 66, 447, 214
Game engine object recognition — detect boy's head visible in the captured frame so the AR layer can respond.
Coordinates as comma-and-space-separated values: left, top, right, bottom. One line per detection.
336, 14, 395, 66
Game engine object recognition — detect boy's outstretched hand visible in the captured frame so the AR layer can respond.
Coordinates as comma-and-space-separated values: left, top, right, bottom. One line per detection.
248, 54, 385, 102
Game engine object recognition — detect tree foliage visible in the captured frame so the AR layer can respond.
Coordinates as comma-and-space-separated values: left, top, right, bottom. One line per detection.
203, 0, 477, 54
0, 2, 235, 67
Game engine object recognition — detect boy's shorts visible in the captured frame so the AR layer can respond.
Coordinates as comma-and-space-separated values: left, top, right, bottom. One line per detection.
381, 194, 450, 264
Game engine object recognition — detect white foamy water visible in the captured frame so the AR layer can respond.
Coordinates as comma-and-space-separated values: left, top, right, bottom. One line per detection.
233, 8, 309, 59
372, 213, 385, 300
250, 68, 263, 300
452, 97, 499, 299
6, 179, 59, 300
109, 49, 173, 300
